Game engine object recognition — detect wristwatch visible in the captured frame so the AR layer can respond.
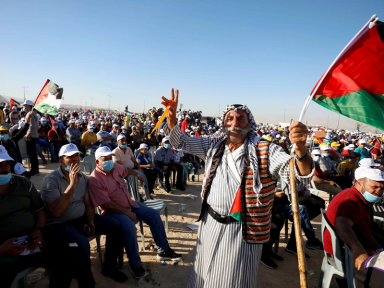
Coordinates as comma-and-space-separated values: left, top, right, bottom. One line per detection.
293, 150, 308, 162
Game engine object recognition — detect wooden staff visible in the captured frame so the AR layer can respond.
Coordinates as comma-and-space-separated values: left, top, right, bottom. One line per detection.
289, 158, 308, 288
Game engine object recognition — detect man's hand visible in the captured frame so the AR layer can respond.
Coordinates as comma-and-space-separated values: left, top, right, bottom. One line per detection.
274, 191, 286, 198
69, 163, 80, 187
289, 121, 309, 156
353, 250, 369, 270
27, 229, 44, 250
161, 88, 179, 131
137, 175, 145, 184
25, 137, 31, 141
0, 238, 27, 257
126, 211, 137, 222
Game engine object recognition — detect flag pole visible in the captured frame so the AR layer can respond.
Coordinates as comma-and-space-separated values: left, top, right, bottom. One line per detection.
290, 15, 377, 288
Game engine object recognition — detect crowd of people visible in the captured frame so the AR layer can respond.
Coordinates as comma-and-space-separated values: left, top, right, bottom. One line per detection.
1, 95, 384, 287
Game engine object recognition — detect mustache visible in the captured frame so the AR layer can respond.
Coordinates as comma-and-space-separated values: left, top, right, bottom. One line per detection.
224, 124, 251, 136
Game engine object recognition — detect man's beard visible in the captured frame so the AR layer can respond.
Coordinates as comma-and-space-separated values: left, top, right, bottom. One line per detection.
224, 124, 251, 137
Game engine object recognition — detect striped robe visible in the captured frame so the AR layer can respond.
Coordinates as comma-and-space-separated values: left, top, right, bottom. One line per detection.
167, 126, 314, 288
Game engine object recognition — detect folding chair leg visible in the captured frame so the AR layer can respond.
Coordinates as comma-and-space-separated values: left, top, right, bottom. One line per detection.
96, 236, 103, 272
284, 219, 289, 243
140, 220, 145, 251
164, 207, 168, 232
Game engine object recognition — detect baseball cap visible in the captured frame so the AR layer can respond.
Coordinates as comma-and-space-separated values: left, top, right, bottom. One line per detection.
69, 119, 76, 124
355, 167, 384, 182
40, 117, 47, 122
276, 134, 281, 139
112, 123, 119, 127
117, 134, 126, 141
331, 142, 340, 146
121, 126, 127, 130
22, 100, 34, 106
359, 139, 368, 144
59, 144, 82, 157
0, 126, 9, 131
95, 146, 116, 160
14, 162, 26, 175
0, 145, 14, 162
320, 145, 331, 151
311, 149, 321, 155
359, 158, 381, 167
139, 143, 149, 150
348, 144, 355, 148
162, 136, 170, 143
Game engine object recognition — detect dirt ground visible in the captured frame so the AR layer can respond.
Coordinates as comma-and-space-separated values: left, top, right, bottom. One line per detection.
15, 156, 341, 288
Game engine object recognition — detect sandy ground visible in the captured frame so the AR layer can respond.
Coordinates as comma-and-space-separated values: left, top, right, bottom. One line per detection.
15, 155, 341, 288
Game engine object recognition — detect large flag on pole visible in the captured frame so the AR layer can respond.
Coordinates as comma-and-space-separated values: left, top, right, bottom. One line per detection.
34, 79, 63, 116
10, 98, 20, 106
310, 17, 384, 130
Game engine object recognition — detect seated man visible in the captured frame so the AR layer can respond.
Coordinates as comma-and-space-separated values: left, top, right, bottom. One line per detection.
154, 137, 185, 192
354, 139, 370, 159
81, 123, 99, 152
47, 121, 66, 157
0, 147, 72, 288
319, 144, 352, 189
66, 119, 82, 150
36, 117, 58, 164
184, 153, 200, 182
87, 146, 182, 278
40, 144, 127, 287
324, 167, 384, 270
136, 143, 161, 194
97, 122, 117, 150
336, 151, 360, 176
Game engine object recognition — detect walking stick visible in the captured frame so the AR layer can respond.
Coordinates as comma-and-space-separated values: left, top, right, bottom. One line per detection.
288, 158, 308, 288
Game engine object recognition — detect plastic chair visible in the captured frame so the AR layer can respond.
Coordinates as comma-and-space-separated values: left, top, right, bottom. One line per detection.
309, 180, 334, 202
83, 154, 96, 175
14, 266, 39, 288
126, 176, 168, 247
18, 138, 30, 170
318, 208, 345, 288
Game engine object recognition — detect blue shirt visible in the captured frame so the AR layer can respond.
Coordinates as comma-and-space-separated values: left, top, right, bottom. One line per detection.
354, 147, 370, 159
136, 153, 150, 165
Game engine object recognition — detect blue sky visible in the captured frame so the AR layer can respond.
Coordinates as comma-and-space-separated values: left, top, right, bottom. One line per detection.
0, 0, 383, 130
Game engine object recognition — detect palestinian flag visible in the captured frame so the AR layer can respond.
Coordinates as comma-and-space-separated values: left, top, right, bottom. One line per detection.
10, 98, 20, 106
34, 79, 63, 116
311, 17, 384, 131
229, 188, 242, 222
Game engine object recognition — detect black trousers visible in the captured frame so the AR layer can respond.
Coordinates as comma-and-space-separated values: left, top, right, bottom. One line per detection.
262, 212, 285, 258
156, 163, 183, 186
0, 240, 73, 288
26, 137, 39, 173
142, 168, 157, 192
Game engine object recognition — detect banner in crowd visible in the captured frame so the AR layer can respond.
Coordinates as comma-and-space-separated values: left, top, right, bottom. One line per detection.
34, 79, 63, 116
311, 20, 384, 130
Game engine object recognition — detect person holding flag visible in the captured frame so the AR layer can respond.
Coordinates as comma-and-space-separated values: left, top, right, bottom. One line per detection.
23, 100, 40, 176
161, 88, 314, 288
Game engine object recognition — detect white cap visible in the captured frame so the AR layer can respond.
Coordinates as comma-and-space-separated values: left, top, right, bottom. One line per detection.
40, 117, 47, 122
121, 126, 127, 130
95, 146, 116, 160
160, 129, 164, 133
276, 134, 281, 138
311, 149, 321, 155
22, 100, 34, 106
359, 158, 381, 167
185, 129, 190, 133
112, 123, 119, 127
59, 144, 82, 157
320, 145, 331, 151
355, 167, 384, 182
101, 121, 105, 125
88, 124, 95, 129
76, 120, 82, 124
162, 136, 170, 143
348, 144, 355, 148
12, 106, 17, 110
139, 143, 149, 150
327, 129, 332, 133
344, 146, 352, 151
0, 145, 14, 162
151, 123, 155, 126
69, 119, 76, 124
14, 162, 26, 175
186, 115, 191, 119
117, 134, 126, 141
359, 139, 368, 144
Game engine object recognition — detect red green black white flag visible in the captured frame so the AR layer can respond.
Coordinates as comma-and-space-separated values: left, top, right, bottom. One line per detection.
310, 17, 384, 131
34, 79, 63, 116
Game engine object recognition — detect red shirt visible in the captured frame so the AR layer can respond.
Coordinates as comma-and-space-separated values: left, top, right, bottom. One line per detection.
87, 163, 140, 215
48, 129, 65, 140
181, 119, 188, 133
324, 186, 373, 255
314, 162, 326, 180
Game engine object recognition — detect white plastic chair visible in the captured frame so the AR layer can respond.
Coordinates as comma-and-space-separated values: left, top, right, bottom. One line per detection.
14, 267, 38, 288
18, 138, 30, 170
82, 154, 96, 175
318, 208, 345, 288
344, 244, 357, 288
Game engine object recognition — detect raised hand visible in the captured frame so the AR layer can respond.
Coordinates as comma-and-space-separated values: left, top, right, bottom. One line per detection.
161, 88, 179, 130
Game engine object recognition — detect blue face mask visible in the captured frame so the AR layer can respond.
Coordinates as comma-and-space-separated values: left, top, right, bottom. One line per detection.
361, 184, 382, 203
323, 153, 330, 157
0, 174, 12, 185
88, 128, 94, 133
102, 160, 114, 172
164, 144, 171, 149
119, 144, 127, 149
0, 134, 9, 141
313, 156, 321, 162
42, 121, 47, 125
54, 126, 58, 130
22, 108, 27, 112
65, 165, 71, 172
